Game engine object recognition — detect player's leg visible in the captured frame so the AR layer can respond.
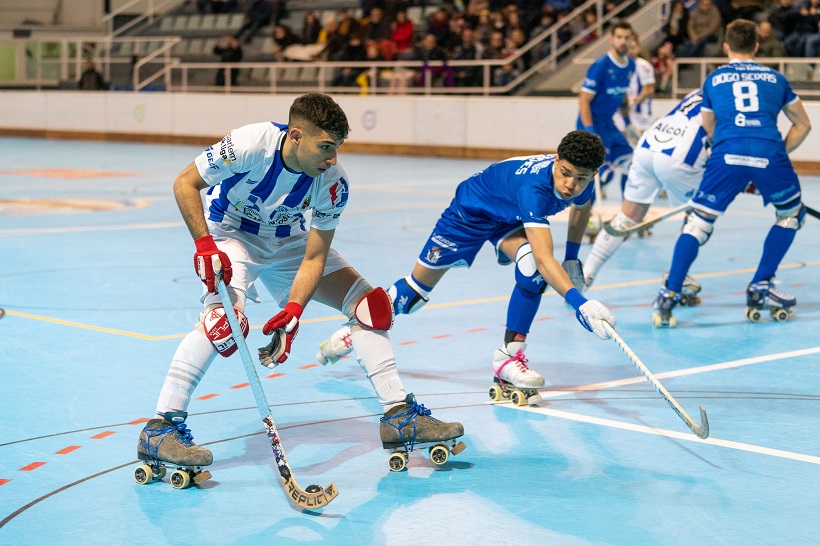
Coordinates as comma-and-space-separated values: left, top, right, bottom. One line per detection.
312, 266, 464, 446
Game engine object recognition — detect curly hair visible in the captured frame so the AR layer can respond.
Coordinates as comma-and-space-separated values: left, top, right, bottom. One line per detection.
289, 93, 350, 141
556, 130, 606, 171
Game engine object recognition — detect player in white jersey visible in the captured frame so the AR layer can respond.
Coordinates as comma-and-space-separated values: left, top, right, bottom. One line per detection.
137, 94, 463, 476
584, 89, 708, 298
614, 32, 657, 143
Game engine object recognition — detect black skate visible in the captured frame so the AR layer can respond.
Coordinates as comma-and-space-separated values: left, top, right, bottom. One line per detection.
380, 394, 466, 472
745, 279, 796, 322
135, 411, 213, 489
662, 272, 702, 306
652, 287, 681, 328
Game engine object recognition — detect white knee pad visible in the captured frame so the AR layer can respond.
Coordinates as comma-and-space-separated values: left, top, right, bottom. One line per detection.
681, 212, 714, 246
775, 203, 805, 230
202, 305, 249, 357
515, 243, 547, 294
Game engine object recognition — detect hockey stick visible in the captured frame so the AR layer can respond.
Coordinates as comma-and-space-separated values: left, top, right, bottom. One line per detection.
603, 323, 710, 439
603, 204, 690, 237
215, 274, 339, 509
806, 205, 820, 220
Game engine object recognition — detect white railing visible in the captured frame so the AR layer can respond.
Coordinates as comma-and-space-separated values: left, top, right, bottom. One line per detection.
671, 57, 820, 98
103, 0, 185, 37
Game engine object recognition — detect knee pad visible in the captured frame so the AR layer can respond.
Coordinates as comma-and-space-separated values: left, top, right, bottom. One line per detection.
515, 243, 547, 294
202, 305, 249, 357
775, 202, 805, 230
343, 278, 395, 330
609, 211, 638, 234
681, 211, 714, 246
386, 276, 429, 315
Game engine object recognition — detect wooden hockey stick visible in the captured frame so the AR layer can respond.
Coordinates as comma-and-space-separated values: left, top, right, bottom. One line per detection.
603, 204, 690, 237
805, 205, 820, 220
603, 323, 710, 439
215, 275, 339, 509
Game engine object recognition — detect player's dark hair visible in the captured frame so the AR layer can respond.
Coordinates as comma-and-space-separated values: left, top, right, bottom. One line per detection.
557, 131, 606, 171
610, 20, 633, 35
289, 93, 350, 141
726, 19, 758, 54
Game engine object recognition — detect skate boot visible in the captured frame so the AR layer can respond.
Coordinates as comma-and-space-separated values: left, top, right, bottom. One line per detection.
134, 411, 213, 488
316, 325, 353, 365
652, 287, 681, 328
489, 342, 544, 406
745, 278, 796, 322
380, 393, 466, 471
663, 272, 702, 306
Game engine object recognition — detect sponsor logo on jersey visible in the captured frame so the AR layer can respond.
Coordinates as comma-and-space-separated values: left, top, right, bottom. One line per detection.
205, 146, 219, 170
515, 155, 550, 175
232, 195, 263, 222
301, 195, 311, 210
267, 205, 297, 225
734, 113, 761, 127
313, 210, 341, 219
329, 179, 349, 209
219, 132, 237, 164
725, 154, 769, 168
606, 86, 629, 96
426, 246, 442, 264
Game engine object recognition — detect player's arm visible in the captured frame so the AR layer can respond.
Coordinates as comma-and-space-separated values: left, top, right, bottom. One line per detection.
524, 225, 575, 297
288, 227, 334, 308
174, 162, 211, 240
701, 109, 716, 140
782, 98, 812, 154
578, 90, 596, 130
567, 202, 591, 244
631, 80, 655, 106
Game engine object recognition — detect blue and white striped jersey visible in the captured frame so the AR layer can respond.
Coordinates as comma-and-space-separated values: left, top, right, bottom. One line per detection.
194, 122, 349, 237
628, 57, 656, 129
639, 89, 708, 170
452, 154, 594, 228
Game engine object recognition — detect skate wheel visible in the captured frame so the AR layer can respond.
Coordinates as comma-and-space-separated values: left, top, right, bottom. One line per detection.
772, 309, 790, 322
510, 390, 527, 407
134, 464, 154, 485
668, 315, 676, 328
652, 312, 663, 328
746, 308, 762, 322
429, 445, 449, 465
388, 452, 407, 472
488, 385, 504, 402
170, 469, 191, 489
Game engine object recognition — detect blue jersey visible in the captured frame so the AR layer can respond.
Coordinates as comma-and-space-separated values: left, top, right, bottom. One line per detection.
701, 60, 798, 146
579, 52, 635, 124
452, 154, 594, 228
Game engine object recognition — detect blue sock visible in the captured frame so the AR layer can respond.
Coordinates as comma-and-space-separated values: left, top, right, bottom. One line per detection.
506, 285, 541, 335
410, 274, 433, 293
666, 234, 700, 292
752, 226, 796, 283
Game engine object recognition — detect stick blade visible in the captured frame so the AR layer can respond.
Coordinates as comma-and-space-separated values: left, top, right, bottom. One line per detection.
283, 476, 339, 510
602, 220, 626, 236
691, 405, 710, 439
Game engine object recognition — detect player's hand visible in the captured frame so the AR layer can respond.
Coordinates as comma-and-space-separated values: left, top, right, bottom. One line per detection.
582, 125, 597, 135
194, 235, 232, 293
562, 259, 585, 291
260, 302, 303, 366
576, 300, 617, 340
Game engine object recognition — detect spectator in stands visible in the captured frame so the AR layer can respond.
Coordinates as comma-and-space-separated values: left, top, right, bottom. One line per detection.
473, 10, 493, 45
213, 34, 242, 86
453, 26, 485, 86
757, 20, 788, 58
411, 33, 454, 87
731, 0, 767, 21
661, 0, 689, 52
318, 20, 347, 61
579, 11, 599, 44
804, 14, 820, 57
651, 40, 676, 94
301, 11, 322, 45
482, 30, 506, 60
337, 9, 361, 41
234, 0, 273, 44
427, 8, 453, 45
391, 9, 415, 54
784, 0, 820, 56
78, 59, 107, 91
680, 0, 723, 57
530, 11, 556, 59
271, 23, 300, 61
361, 7, 393, 42
494, 61, 520, 89
768, 0, 798, 40
331, 36, 367, 87
195, 0, 238, 13
355, 40, 388, 92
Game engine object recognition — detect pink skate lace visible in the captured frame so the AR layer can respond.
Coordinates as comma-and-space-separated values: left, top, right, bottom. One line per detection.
494, 350, 532, 385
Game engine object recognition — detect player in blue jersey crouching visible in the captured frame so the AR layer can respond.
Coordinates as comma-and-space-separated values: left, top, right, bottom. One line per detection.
654, 20, 812, 327
138, 93, 464, 476
317, 131, 618, 402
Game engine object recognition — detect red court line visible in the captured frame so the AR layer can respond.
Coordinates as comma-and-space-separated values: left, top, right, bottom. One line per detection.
467, 328, 487, 332
20, 462, 46, 471
91, 431, 115, 439
197, 393, 220, 400
399, 340, 418, 346
534, 317, 554, 322
432, 334, 452, 339
128, 418, 150, 425
298, 364, 318, 370
266, 373, 284, 379
0, 479, 10, 486
55, 446, 81, 455
231, 382, 250, 389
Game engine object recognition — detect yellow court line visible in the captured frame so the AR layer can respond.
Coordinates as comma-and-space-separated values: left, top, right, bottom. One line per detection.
5, 260, 820, 338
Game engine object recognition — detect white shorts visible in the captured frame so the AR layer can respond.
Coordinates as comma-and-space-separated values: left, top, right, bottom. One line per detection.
201, 221, 350, 311
623, 146, 704, 206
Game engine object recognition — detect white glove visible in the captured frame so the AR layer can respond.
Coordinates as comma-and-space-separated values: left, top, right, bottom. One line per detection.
562, 259, 585, 291
576, 300, 617, 340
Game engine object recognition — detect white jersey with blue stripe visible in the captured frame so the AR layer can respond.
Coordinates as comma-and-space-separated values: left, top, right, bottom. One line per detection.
628, 57, 656, 129
193, 122, 349, 237
638, 89, 708, 170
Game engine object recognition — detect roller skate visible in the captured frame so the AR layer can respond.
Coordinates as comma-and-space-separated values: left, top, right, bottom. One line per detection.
380, 393, 466, 472
745, 278, 796, 322
488, 342, 544, 406
316, 325, 354, 365
662, 272, 702, 306
135, 411, 213, 489
652, 287, 680, 328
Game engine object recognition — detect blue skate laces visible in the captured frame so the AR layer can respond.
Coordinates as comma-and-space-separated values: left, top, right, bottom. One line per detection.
380, 400, 437, 452
140, 422, 197, 462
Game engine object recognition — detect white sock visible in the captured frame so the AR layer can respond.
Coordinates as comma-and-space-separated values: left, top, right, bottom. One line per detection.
584, 231, 626, 280
155, 329, 217, 416
351, 329, 406, 410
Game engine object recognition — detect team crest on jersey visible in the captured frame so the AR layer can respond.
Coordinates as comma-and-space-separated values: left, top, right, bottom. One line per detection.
268, 205, 296, 226
301, 195, 312, 210
426, 246, 442, 264
329, 179, 349, 209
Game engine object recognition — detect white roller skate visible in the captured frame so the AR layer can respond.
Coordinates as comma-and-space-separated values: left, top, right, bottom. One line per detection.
380, 393, 466, 472
745, 278, 796, 322
316, 325, 354, 365
652, 287, 681, 328
135, 411, 212, 489
662, 272, 702, 306
489, 342, 544, 406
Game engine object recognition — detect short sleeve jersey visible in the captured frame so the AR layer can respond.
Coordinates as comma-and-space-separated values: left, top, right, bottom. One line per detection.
580, 52, 636, 122
629, 56, 656, 121
701, 59, 798, 145
451, 154, 595, 228
193, 122, 349, 237
639, 89, 708, 169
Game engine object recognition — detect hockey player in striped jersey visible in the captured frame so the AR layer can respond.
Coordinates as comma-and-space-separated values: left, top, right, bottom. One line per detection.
584, 89, 709, 300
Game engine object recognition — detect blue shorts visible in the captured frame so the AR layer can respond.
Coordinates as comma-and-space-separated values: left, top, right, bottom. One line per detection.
692, 140, 801, 215
417, 206, 524, 269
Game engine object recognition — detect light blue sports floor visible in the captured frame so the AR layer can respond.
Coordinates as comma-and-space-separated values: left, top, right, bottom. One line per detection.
1, 136, 819, 545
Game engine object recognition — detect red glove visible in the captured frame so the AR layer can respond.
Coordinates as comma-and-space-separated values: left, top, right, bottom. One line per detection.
193, 235, 232, 293
261, 302, 303, 365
